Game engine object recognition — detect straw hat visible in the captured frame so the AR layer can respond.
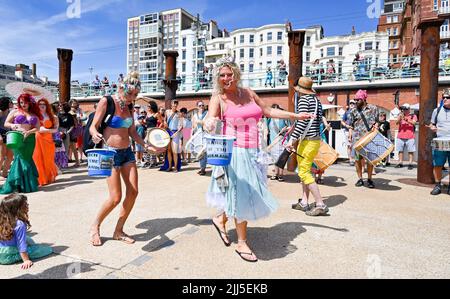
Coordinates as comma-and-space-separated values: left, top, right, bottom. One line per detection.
5, 82, 55, 103
294, 77, 316, 95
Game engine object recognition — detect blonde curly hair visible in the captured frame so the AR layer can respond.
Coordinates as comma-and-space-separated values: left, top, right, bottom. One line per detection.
212, 56, 242, 95
119, 71, 141, 94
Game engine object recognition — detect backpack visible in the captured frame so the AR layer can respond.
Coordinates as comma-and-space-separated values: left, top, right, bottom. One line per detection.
82, 96, 115, 155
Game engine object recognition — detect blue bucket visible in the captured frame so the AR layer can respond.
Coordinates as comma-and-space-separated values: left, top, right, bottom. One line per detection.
205, 135, 235, 166
86, 148, 116, 177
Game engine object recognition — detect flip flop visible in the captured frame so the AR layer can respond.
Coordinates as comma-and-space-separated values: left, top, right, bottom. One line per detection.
212, 220, 231, 247
235, 250, 258, 263
113, 233, 135, 244
90, 231, 102, 247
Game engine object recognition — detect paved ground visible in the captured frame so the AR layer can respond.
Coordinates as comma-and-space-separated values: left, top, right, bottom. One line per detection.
1, 161, 450, 279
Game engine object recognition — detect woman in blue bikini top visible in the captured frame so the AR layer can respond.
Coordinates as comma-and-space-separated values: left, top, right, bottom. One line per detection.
88, 71, 152, 247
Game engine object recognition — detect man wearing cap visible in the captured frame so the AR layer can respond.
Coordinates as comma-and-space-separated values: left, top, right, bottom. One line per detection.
289, 77, 329, 216
348, 89, 379, 188
395, 103, 417, 170
428, 88, 450, 195
341, 100, 356, 166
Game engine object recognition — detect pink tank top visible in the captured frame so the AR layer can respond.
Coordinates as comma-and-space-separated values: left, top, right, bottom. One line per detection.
222, 99, 263, 149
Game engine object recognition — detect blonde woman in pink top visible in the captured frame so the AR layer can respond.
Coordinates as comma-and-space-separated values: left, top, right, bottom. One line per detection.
205, 57, 314, 262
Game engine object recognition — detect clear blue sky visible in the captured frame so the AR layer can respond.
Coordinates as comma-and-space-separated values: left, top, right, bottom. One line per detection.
0, 0, 380, 83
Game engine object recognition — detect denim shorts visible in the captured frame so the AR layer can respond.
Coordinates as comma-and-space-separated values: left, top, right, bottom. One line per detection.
433, 150, 450, 167
395, 138, 416, 153
106, 146, 136, 168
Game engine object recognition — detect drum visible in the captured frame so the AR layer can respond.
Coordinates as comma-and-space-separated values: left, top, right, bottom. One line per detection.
185, 130, 207, 159
313, 141, 339, 171
145, 128, 170, 154
432, 137, 450, 151
354, 130, 394, 166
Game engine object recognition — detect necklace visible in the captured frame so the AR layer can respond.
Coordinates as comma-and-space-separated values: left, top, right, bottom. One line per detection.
115, 95, 126, 111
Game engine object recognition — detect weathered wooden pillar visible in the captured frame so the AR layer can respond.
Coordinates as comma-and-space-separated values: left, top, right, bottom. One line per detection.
287, 30, 305, 171
163, 51, 179, 110
418, 21, 443, 184
57, 48, 73, 104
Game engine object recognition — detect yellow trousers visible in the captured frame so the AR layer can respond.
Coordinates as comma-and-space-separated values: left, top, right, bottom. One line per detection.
296, 140, 320, 185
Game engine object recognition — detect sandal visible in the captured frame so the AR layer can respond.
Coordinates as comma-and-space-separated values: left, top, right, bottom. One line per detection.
212, 220, 231, 247
277, 176, 285, 182
235, 250, 258, 263
90, 230, 102, 247
113, 232, 135, 244
306, 205, 329, 216
270, 175, 278, 180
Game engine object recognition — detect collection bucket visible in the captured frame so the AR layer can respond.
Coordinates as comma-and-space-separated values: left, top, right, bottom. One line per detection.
86, 148, 116, 177
205, 134, 235, 166
6, 131, 24, 149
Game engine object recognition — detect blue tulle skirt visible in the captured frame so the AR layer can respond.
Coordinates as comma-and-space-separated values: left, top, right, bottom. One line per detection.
206, 147, 278, 222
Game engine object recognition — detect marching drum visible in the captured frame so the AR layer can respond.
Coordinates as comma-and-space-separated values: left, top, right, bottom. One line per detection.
145, 128, 170, 154
354, 130, 394, 166
313, 141, 339, 171
185, 130, 207, 159
432, 137, 450, 151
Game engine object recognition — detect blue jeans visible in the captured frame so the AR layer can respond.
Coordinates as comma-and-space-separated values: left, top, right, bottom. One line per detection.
199, 155, 207, 169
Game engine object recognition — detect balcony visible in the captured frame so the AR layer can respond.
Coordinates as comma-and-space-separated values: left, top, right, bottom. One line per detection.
441, 31, 450, 39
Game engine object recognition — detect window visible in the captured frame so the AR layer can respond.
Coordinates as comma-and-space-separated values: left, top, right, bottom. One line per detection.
259, 62, 263, 70
277, 46, 282, 55
376, 42, 380, 50
338, 61, 343, 74
260, 48, 263, 57
240, 49, 245, 58
277, 32, 283, 41
393, 15, 399, 22
387, 28, 391, 36
339, 47, 343, 56
320, 48, 324, 58
249, 48, 254, 58
306, 36, 311, 47
434, 0, 438, 11
219, 44, 225, 50
182, 63, 186, 72
249, 64, 254, 73
387, 16, 392, 23
306, 51, 310, 62
250, 34, 254, 43
393, 54, 399, 63
240, 35, 245, 44
267, 46, 272, 55
234, 37, 236, 45
182, 38, 186, 47
260, 34, 263, 42
365, 42, 373, 50
182, 50, 186, 60
393, 2, 403, 12
240, 64, 245, 72
267, 32, 272, 41
306, 66, 310, 74
267, 61, 272, 68
359, 43, 362, 51
393, 27, 398, 36
327, 47, 335, 56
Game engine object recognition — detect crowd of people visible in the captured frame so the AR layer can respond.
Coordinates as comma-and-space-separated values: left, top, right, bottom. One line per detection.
2, 60, 449, 269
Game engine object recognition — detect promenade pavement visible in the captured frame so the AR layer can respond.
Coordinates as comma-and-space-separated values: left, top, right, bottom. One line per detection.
1, 161, 450, 279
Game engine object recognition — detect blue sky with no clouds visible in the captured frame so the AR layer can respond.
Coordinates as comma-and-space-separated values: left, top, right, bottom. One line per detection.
0, 0, 380, 82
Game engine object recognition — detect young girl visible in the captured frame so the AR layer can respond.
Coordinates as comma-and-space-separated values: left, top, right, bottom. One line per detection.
0, 193, 52, 269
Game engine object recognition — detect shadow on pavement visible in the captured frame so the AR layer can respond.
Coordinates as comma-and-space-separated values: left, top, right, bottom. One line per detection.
371, 178, 402, 191
39, 174, 103, 192
133, 217, 210, 253
230, 222, 348, 261
323, 194, 348, 208
321, 176, 347, 187
13, 262, 96, 279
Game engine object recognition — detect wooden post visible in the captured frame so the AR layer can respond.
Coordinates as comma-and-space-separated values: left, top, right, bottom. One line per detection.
163, 51, 179, 110
57, 48, 73, 104
418, 21, 443, 184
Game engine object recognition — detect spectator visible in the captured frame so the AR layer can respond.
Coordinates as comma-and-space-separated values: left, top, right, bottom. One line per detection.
341, 100, 356, 166
277, 59, 287, 85
92, 75, 100, 90
264, 67, 273, 88
395, 103, 417, 170
0, 97, 13, 180
117, 73, 124, 84
377, 111, 391, 167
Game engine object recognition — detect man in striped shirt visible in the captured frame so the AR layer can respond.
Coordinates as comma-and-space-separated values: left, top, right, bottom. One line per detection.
289, 77, 329, 216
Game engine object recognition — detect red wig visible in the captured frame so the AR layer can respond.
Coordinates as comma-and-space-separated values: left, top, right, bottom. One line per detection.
17, 93, 42, 120
37, 98, 55, 127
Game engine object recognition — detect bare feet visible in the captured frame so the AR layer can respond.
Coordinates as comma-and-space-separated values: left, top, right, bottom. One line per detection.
236, 240, 258, 262
212, 216, 230, 246
113, 231, 135, 244
90, 228, 102, 246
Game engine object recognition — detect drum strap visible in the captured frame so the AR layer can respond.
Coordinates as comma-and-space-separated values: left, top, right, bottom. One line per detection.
358, 109, 371, 132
